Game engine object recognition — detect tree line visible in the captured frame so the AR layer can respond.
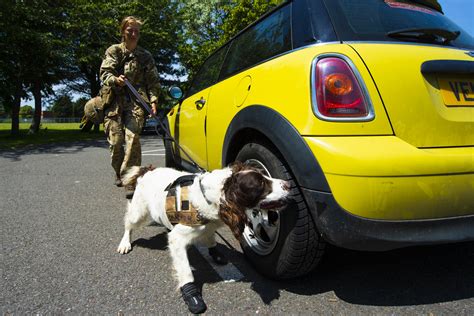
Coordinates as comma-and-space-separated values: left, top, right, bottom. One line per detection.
0, 0, 281, 135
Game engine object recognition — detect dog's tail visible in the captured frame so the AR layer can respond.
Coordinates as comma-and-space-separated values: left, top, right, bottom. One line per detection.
122, 165, 155, 187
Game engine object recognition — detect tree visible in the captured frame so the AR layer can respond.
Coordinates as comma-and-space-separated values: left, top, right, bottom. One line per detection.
0, 0, 283, 136
19, 105, 33, 118
220, 0, 283, 42
176, 0, 282, 79
73, 97, 88, 119
64, 1, 120, 99
0, 1, 30, 135
0, 0, 71, 135
51, 95, 74, 118
65, 0, 183, 99
177, 0, 228, 79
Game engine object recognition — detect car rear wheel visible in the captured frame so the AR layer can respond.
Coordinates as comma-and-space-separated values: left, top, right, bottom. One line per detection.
236, 142, 326, 279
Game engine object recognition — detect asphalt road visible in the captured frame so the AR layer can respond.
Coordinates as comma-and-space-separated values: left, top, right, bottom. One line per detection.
1, 135, 474, 315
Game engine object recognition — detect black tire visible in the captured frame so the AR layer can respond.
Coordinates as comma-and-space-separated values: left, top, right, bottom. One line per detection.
164, 138, 177, 168
236, 142, 326, 279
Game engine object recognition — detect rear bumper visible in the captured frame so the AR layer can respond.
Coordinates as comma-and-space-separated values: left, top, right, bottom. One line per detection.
305, 136, 474, 220
302, 187, 474, 251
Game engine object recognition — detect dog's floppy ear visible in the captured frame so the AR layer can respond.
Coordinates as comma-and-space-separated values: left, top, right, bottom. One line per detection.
219, 202, 246, 239
219, 170, 249, 239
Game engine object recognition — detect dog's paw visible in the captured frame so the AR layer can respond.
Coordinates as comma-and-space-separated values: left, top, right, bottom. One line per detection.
117, 242, 132, 254
180, 282, 207, 314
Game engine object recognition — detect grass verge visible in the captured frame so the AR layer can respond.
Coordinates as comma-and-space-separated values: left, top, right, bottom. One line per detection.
0, 123, 104, 150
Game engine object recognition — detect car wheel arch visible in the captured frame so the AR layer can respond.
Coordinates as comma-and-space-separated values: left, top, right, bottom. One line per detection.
222, 105, 330, 193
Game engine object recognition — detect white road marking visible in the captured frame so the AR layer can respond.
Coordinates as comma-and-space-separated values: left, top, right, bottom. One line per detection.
142, 148, 165, 156
196, 246, 244, 282
142, 149, 165, 153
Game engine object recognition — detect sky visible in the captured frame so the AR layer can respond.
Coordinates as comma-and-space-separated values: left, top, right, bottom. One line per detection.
439, 0, 474, 36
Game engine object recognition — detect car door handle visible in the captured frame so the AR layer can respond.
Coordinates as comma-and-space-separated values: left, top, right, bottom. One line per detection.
195, 97, 206, 110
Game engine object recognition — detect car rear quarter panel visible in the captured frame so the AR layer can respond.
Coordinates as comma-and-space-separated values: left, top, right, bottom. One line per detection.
349, 43, 474, 147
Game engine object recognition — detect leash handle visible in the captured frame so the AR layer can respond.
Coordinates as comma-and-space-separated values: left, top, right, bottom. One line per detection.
124, 78, 206, 173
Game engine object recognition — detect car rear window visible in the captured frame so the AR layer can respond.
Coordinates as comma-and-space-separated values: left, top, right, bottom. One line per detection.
320, 0, 474, 49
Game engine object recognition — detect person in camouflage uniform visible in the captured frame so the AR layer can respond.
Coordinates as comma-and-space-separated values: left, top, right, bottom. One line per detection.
100, 16, 161, 199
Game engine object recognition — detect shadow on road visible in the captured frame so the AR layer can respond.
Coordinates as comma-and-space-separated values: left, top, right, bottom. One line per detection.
287, 241, 474, 305
133, 232, 169, 251
125, 222, 474, 307
191, 240, 474, 307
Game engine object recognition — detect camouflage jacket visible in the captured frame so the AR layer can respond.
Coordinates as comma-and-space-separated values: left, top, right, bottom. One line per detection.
100, 43, 161, 110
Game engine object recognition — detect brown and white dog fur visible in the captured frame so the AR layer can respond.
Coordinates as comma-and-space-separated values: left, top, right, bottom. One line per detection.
116, 162, 289, 312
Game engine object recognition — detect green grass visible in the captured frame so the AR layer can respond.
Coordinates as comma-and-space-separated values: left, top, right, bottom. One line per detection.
0, 122, 105, 150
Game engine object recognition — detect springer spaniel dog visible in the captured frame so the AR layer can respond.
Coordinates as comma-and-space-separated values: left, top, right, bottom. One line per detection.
116, 162, 289, 314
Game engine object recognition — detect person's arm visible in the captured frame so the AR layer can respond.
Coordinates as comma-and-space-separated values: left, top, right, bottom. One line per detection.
100, 45, 123, 87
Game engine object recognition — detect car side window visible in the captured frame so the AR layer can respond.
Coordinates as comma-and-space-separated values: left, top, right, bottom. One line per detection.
187, 44, 229, 96
220, 4, 292, 80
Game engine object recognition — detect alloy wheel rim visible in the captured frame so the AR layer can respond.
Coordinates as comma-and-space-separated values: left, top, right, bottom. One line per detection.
242, 158, 281, 255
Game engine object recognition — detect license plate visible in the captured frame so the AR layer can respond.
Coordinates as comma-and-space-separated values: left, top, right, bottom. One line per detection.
438, 77, 474, 106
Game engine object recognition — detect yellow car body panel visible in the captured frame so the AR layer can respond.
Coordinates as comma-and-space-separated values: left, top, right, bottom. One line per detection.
350, 44, 474, 147
175, 87, 212, 170
206, 44, 393, 170
325, 172, 474, 220
305, 136, 474, 219
167, 106, 177, 138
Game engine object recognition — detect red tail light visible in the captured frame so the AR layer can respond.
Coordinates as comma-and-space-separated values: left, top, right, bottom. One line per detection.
313, 57, 373, 120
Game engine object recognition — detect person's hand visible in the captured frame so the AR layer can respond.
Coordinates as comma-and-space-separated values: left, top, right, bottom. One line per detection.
151, 102, 158, 115
115, 75, 126, 87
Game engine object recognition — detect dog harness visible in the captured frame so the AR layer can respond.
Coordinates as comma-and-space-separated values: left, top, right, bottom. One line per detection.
164, 175, 209, 227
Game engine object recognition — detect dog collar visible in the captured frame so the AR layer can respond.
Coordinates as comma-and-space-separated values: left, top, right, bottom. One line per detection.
198, 176, 213, 206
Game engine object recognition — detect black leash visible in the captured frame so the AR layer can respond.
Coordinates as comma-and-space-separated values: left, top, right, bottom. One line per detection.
124, 78, 206, 173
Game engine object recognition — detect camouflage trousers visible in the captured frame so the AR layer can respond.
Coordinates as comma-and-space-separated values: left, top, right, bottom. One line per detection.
104, 102, 145, 177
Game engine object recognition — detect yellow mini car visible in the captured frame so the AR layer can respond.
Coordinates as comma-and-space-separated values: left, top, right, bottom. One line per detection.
166, 0, 474, 279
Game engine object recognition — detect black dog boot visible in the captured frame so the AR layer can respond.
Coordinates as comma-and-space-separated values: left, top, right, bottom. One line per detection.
208, 246, 228, 265
180, 282, 207, 314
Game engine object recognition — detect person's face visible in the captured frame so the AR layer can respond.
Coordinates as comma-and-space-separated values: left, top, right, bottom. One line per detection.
124, 23, 140, 43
